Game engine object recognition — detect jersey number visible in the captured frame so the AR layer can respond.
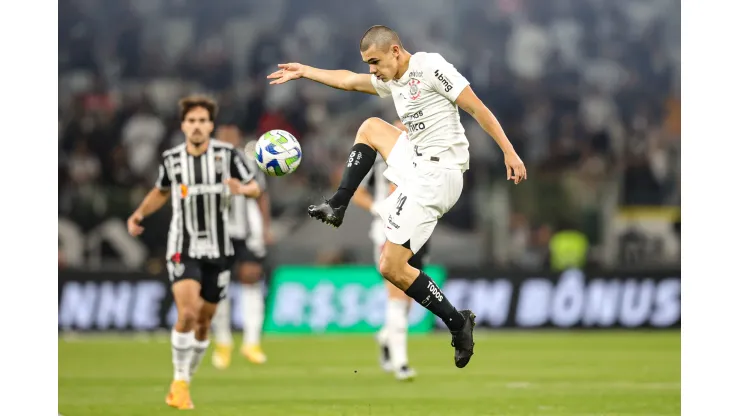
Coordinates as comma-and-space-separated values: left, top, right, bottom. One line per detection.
396, 194, 407, 216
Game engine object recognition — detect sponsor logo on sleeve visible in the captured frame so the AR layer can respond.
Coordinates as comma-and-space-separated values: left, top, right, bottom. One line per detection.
433, 70, 453, 93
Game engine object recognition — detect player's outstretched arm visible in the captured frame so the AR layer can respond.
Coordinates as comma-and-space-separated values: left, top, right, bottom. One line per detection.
127, 188, 170, 236
267, 63, 378, 95
455, 86, 527, 184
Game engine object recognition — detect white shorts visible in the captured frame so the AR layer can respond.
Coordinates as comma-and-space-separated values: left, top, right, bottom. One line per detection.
375, 133, 464, 254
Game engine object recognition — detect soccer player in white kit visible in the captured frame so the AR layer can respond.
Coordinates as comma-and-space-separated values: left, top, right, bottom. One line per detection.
268, 25, 527, 368
354, 120, 425, 381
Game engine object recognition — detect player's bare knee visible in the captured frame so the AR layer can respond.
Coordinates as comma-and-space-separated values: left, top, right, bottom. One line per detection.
357, 117, 394, 143
356, 117, 402, 159
378, 255, 404, 285
177, 306, 199, 328
357, 117, 384, 137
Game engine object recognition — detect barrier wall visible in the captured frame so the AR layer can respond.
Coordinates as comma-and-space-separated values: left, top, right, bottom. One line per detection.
58, 267, 679, 332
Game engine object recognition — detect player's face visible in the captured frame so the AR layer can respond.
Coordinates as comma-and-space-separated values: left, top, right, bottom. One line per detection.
362, 44, 401, 82
181, 107, 214, 146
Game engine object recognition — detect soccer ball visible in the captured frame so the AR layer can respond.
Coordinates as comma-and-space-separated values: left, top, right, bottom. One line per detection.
253, 129, 302, 177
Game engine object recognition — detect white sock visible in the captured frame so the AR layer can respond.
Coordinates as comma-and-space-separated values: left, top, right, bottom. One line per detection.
376, 325, 389, 345
212, 298, 233, 346
171, 329, 195, 382
376, 298, 393, 345
386, 298, 410, 370
189, 338, 210, 379
242, 283, 264, 346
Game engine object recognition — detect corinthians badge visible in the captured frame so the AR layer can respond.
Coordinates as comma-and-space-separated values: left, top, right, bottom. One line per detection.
409, 78, 421, 100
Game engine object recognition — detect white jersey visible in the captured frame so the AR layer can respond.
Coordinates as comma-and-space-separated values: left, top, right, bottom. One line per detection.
370, 52, 471, 171
359, 154, 391, 246
227, 154, 268, 256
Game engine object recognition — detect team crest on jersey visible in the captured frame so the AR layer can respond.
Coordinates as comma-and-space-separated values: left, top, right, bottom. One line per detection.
170, 253, 185, 277
409, 78, 422, 100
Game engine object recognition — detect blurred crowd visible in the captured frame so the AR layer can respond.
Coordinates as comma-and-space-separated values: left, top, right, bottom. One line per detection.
58, 0, 680, 268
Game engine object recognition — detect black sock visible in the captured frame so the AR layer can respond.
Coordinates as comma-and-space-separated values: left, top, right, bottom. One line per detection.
328, 143, 376, 208
405, 270, 465, 331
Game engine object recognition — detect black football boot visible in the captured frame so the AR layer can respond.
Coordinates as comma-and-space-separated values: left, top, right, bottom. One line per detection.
450, 310, 476, 368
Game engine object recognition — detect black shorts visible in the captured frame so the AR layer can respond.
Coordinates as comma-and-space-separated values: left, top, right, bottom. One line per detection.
408, 242, 430, 270
167, 255, 229, 304
231, 239, 266, 266
373, 241, 430, 270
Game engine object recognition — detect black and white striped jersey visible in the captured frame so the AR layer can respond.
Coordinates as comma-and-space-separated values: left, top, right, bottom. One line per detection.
155, 139, 255, 261
227, 153, 268, 257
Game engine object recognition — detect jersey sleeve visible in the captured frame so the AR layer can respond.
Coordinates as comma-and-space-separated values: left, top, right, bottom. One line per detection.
155, 156, 171, 190
425, 53, 470, 102
230, 148, 255, 183
370, 75, 392, 98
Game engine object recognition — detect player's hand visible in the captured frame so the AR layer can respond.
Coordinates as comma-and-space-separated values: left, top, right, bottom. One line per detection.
127, 212, 145, 236
225, 178, 242, 195
267, 63, 305, 85
504, 151, 527, 185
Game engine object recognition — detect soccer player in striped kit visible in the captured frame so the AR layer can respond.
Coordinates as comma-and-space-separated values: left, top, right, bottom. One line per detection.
127, 96, 261, 410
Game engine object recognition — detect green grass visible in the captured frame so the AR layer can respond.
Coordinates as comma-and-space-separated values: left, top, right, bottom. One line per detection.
59, 331, 680, 416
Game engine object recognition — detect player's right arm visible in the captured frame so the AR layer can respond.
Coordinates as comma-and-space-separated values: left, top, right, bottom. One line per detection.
267, 63, 379, 95
127, 162, 171, 236
352, 186, 375, 212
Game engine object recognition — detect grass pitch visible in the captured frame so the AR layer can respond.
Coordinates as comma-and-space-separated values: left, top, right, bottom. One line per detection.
59, 331, 679, 415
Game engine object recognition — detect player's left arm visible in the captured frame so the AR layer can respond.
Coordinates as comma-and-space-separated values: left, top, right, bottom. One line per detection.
426, 53, 526, 184
227, 148, 262, 198
455, 87, 527, 184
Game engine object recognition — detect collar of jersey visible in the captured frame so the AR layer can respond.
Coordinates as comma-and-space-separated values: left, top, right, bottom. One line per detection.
394, 54, 417, 84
